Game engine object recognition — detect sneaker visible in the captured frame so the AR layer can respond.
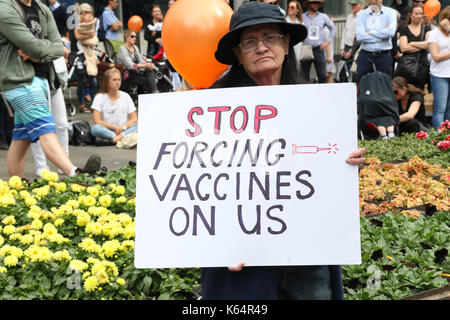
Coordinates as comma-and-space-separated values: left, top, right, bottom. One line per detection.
78, 154, 101, 174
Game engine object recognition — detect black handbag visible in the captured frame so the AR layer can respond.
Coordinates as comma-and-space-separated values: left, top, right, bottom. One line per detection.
396, 53, 420, 80
395, 25, 426, 81
71, 120, 94, 146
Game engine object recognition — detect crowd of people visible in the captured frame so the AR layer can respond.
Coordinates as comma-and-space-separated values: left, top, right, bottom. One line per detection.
0, 0, 448, 179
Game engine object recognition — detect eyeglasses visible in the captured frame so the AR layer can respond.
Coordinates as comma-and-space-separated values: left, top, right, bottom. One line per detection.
288, 5, 297, 9
413, 0, 426, 3
129, 35, 136, 38
238, 34, 285, 53
394, 90, 399, 94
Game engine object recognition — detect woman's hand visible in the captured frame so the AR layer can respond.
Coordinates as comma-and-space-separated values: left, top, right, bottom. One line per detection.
345, 148, 366, 166
228, 262, 245, 272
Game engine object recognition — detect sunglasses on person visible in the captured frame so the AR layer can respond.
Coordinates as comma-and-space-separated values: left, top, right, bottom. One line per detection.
413, 0, 426, 3
129, 35, 136, 38
288, 5, 298, 9
238, 34, 285, 53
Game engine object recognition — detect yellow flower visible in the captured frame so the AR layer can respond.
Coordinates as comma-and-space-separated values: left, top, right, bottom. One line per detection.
69, 259, 89, 272
42, 170, 59, 182
4, 255, 19, 266
0, 193, 16, 206
123, 224, 135, 239
2, 215, 16, 225
54, 218, 64, 226
25, 197, 37, 207
120, 240, 135, 251
3, 225, 16, 235
24, 245, 41, 262
87, 186, 99, 197
54, 182, 66, 192
102, 240, 120, 258
76, 211, 91, 227
8, 176, 23, 190
71, 183, 85, 193
0, 235, 4, 246
85, 222, 103, 236
20, 234, 34, 245
115, 185, 125, 195
115, 196, 127, 204
79, 238, 101, 254
83, 275, 99, 292
31, 219, 43, 230
66, 199, 79, 209
116, 278, 126, 286
9, 233, 22, 241
53, 249, 71, 261
0, 266, 7, 273
95, 177, 106, 185
95, 270, 109, 284
82, 195, 96, 207
99, 195, 112, 207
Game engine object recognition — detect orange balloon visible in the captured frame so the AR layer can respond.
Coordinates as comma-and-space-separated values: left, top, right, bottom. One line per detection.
162, 0, 233, 89
128, 15, 143, 32
424, 0, 441, 19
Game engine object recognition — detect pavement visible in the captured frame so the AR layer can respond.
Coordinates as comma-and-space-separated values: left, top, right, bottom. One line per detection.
0, 88, 137, 181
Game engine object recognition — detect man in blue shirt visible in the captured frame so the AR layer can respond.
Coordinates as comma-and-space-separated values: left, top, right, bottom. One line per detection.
101, 0, 123, 41
355, 0, 397, 83
301, 0, 336, 83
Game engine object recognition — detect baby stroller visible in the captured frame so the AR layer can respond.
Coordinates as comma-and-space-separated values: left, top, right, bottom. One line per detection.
335, 58, 354, 83
357, 66, 399, 140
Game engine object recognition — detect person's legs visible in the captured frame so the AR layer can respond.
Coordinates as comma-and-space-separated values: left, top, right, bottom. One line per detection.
31, 87, 69, 176
300, 59, 313, 82
88, 76, 98, 99
122, 123, 138, 136
375, 53, 393, 78
7, 139, 31, 177
313, 47, 327, 84
90, 124, 116, 140
430, 75, 450, 129
144, 69, 158, 93
356, 50, 374, 83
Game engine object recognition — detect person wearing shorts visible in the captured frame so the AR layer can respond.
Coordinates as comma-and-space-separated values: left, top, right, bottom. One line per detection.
0, 0, 100, 178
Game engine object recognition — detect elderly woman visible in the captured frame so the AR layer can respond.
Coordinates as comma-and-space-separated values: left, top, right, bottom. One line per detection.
202, 1, 366, 300
117, 29, 158, 95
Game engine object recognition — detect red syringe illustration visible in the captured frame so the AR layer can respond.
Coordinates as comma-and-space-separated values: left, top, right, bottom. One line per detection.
292, 143, 339, 155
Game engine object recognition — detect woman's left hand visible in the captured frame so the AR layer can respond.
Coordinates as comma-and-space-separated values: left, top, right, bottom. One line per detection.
346, 148, 366, 166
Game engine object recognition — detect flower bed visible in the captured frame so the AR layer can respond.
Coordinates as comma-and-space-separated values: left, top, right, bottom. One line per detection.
0, 168, 200, 299
0, 128, 448, 299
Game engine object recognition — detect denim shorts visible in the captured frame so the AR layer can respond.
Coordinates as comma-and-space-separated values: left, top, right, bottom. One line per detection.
2, 77, 56, 142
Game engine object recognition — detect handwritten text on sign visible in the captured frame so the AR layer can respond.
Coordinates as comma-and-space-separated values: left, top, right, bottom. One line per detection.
135, 84, 361, 268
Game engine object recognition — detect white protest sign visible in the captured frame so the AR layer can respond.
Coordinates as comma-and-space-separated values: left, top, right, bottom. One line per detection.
135, 83, 361, 268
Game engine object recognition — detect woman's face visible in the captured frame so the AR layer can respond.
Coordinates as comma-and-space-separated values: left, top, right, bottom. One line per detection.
126, 32, 137, 45
109, 72, 122, 91
410, 7, 424, 24
287, 2, 299, 16
233, 24, 290, 84
393, 85, 406, 100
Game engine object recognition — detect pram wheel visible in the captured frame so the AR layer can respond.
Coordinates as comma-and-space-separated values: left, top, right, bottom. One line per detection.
67, 103, 77, 117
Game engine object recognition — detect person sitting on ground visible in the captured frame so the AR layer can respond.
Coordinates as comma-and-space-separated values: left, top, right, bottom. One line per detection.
90, 67, 138, 146
392, 76, 428, 135
117, 29, 158, 95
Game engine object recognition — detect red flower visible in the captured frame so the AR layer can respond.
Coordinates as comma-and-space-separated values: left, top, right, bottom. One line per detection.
416, 131, 427, 139
436, 140, 450, 150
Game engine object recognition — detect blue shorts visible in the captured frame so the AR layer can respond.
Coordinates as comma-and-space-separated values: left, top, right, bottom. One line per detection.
2, 77, 56, 142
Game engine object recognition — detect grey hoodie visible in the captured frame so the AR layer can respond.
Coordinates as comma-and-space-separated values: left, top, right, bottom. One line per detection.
0, 0, 64, 91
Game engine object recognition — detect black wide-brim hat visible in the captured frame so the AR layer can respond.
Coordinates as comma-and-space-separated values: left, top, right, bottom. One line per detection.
215, 1, 308, 65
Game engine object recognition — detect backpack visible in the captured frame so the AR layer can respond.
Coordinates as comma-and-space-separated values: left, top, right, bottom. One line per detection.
70, 121, 94, 146
97, 13, 107, 41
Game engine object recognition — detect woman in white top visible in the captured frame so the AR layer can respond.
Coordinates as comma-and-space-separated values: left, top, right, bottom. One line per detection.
285, 0, 303, 68
427, 6, 450, 129
90, 67, 138, 145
